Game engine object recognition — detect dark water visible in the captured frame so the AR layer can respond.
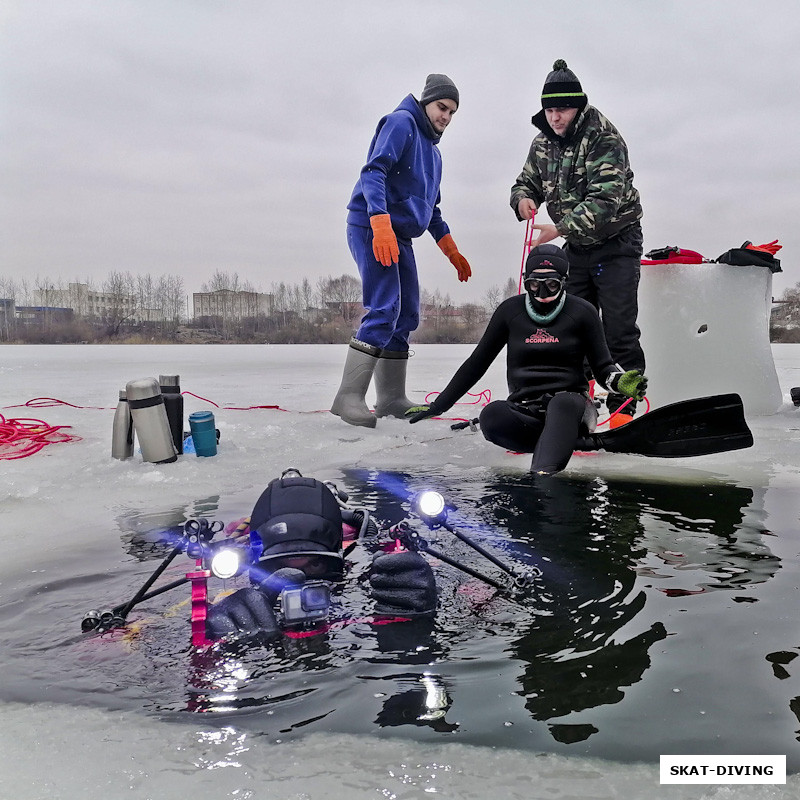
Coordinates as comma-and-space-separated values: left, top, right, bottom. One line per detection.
1, 468, 799, 769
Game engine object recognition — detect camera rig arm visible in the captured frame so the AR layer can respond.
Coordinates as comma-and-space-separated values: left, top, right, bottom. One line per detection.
388, 520, 537, 598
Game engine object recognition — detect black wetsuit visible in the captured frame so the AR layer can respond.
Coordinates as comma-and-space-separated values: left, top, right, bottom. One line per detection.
428, 293, 618, 474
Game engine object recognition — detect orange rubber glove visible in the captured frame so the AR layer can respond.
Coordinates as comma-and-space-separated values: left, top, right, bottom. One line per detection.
745, 239, 782, 255
437, 233, 472, 282
369, 214, 400, 266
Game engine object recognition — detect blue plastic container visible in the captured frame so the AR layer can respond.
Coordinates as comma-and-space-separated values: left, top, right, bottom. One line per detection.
188, 411, 218, 457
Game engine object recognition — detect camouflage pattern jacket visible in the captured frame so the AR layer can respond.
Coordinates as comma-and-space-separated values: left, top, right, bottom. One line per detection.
509, 105, 642, 249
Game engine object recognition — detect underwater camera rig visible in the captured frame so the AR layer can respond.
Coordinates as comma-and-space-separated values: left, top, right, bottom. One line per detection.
80, 476, 538, 648
394, 489, 539, 598
80, 516, 241, 646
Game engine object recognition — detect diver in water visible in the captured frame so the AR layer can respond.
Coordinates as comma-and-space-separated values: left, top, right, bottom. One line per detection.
205, 472, 438, 641
409, 244, 648, 475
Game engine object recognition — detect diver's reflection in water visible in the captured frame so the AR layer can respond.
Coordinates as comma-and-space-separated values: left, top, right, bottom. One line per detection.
374, 672, 458, 732
369, 609, 459, 731
185, 647, 253, 714
337, 469, 464, 731
489, 475, 664, 738
486, 474, 760, 741
184, 633, 331, 715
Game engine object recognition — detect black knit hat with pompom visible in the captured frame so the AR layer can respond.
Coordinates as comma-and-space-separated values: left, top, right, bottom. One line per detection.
541, 59, 587, 110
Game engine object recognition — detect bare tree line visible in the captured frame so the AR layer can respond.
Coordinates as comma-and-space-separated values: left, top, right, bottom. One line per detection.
0, 268, 520, 344
770, 281, 800, 342
0, 271, 185, 341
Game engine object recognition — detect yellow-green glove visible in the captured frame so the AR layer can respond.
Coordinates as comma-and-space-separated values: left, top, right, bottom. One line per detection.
609, 369, 648, 401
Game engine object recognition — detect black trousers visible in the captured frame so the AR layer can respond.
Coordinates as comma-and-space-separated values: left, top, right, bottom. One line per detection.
565, 224, 645, 414
479, 393, 596, 475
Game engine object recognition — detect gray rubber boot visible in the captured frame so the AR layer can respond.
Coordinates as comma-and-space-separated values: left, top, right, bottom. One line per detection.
374, 351, 418, 418
331, 340, 380, 428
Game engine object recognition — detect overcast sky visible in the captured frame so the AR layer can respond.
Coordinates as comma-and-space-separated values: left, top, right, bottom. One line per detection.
2, 0, 798, 305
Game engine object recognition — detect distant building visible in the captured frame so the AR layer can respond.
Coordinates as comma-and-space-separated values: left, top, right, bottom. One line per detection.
0, 298, 15, 338
420, 304, 466, 328
192, 289, 274, 319
15, 306, 74, 325
34, 283, 139, 322
323, 300, 363, 324
137, 307, 170, 324
771, 298, 799, 329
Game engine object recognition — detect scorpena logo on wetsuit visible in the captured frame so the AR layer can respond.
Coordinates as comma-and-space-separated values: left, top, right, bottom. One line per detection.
526, 329, 559, 344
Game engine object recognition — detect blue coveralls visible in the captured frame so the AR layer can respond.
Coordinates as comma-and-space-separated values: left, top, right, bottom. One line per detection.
346, 94, 450, 352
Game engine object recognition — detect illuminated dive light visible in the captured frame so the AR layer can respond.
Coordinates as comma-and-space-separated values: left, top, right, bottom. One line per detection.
414, 490, 448, 524
210, 547, 241, 580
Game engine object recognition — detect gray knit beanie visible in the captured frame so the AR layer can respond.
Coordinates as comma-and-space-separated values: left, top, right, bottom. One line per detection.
420, 73, 459, 107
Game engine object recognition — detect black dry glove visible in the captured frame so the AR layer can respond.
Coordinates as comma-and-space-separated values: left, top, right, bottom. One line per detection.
369, 550, 437, 616
608, 369, 648, 401
408, 405, 441, 424
253, 567, 306, 603
206, 586, 280, 641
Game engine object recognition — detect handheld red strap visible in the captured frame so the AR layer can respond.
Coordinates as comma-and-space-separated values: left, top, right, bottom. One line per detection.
518, 210, 537, 294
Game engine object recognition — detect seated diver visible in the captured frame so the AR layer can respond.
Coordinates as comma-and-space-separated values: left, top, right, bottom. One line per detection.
409, 244, 648, 475
206, 472, 438, 641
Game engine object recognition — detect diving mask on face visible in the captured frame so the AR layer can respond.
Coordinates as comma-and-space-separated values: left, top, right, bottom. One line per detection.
525, 272, 564, 300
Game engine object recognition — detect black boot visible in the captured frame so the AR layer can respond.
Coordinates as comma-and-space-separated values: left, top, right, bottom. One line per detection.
574, 433, 601, 452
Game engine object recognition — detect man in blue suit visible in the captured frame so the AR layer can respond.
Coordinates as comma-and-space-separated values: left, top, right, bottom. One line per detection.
332, 74, 472, 428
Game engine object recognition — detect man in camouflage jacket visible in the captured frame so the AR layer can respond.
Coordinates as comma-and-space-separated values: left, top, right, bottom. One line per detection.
510, 60, 645, 422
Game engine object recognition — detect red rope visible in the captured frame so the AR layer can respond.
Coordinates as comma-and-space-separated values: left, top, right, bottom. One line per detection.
0, 413, 81, 460
518, 210, 537, 294
3, 397, 109, 410
596, 396, 651, 427
423, 389, 491, 407
186, 386, 496, 416
182, 390, 327, 413
180, 391, 220, 408
0, 384, 496, 455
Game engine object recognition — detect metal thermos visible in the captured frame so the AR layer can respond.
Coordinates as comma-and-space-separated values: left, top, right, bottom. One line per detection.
111, 389, 133, 460
159, 374, 184, 454
126, 377, 178, 464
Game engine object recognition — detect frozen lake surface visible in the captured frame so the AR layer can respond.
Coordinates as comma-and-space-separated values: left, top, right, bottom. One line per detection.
1, 343, 800, 799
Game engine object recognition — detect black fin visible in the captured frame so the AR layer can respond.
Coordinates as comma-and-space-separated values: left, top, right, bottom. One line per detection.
596, 394, 753, 457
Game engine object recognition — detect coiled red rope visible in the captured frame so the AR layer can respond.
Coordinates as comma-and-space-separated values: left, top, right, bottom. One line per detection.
0, 412, 81, 460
